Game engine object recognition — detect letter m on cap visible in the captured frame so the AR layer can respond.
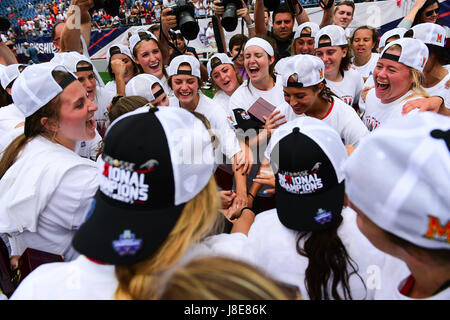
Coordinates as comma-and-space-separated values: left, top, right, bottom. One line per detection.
423, 216, 450, 244
437, 33, 443, 43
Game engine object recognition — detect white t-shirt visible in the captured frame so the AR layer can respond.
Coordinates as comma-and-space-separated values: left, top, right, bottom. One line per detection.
169, 92, 241, 160
0, 136, 99, 261
74, 129, 103, 161
284, 97, 368, 146
10, 255, 117, 299
423, 71, 450, 109
326, 68, 364, 106
373, 254, 450, 300
351, 53, 380, 82
362, 89, 421, 131
205, 26, 215, 45
94, 86, 115, 137
104, 80, 117, 95
0, 104, 24, 138
205, 207, 389, 300
212, 90, 237, 128
228, 76, 296, 124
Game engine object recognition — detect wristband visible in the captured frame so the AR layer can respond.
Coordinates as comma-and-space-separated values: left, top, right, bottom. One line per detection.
247, 22, 255, 29
247, 193, 255, 200
240, 207, 254, 217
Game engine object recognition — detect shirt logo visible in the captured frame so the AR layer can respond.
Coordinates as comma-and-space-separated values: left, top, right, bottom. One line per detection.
112, 230, 143, 256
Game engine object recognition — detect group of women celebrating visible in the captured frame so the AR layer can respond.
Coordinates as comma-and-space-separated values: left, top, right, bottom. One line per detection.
0, 0, 449, 301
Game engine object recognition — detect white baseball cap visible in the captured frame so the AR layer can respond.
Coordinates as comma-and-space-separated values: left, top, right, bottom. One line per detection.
206, 53, 233, 77
168, 54, 201, 79
378, 27, 407, 49
106, 44, 134, 66
344, 112, 450, 250
294, 22, 320, 40
129, 30, 158, 56
0, 63, 27, 90
380, 38, 429, 73
50, 51, 94, 74
315, 25, 348, 49
281, 55, 325, 88
410, 23, 446, 47
11, 62, 77, 118
125, 74, 165, 101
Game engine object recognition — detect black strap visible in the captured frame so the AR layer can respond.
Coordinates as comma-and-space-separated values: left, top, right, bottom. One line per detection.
211, 61, 222, 71
381, 52, 400, 62
212, 15, 225, 53
299, 32, 312, 38
177, 69, 192, 75
153, 88, 165, 99
430, 129, 450, 151
109, 46, 121, 56
76, 66, 93, 72
318, 41, 332, 48
58, 73, 77, 89
231, 20, 246, 62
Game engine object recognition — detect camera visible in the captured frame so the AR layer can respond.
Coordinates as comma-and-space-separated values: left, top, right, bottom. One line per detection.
219, 0, 244, 32
91, 0, 121, 17
167, 0, 199, 41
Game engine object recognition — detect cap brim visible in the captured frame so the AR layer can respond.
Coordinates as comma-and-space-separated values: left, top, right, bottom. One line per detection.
275, 180, 345, 232
72, 191, 185, 266
233, 108, 263, 131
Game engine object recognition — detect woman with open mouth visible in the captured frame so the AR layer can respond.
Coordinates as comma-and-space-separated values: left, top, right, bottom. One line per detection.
51, 51, 114, 153
315, 25, 364, 111
361, 37, 446, 131
130, 31, 171, 96
0, 63, 99, 267
168, 55, 251, 211
228, 36, 296, 214
350, 26, 380, 83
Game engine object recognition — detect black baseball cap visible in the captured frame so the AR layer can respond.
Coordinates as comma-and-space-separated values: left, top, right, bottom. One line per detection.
73, 107, 215, 265
265, 117, 348, 232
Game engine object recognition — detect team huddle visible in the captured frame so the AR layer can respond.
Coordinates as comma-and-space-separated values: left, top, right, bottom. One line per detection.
0, 0, 449, 301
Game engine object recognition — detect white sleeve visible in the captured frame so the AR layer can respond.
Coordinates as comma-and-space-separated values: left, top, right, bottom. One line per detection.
353, 71, 365, 105
340, 105, 369, 146
211, 108, 242, 159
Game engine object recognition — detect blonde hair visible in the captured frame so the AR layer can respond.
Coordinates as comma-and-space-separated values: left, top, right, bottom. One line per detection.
114, 176, 222, 300
157, 256, 296, 300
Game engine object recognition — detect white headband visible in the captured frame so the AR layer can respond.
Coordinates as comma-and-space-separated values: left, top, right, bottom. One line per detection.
244, 37, 274, 57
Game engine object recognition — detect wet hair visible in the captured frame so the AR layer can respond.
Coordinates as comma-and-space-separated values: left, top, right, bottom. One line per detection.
297, 213, 365, 300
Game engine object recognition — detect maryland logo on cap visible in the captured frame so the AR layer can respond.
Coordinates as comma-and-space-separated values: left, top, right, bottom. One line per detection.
288, 73, 298, 84
436, 33, 443, 43
318, 68, 324, 79
421, 57, 427, 68
423, 216, 450, 244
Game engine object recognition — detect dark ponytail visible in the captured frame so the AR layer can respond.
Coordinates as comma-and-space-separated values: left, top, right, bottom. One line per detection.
296, 214, 364, 300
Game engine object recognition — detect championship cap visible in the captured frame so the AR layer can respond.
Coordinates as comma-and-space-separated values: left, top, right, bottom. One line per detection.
264, 116, 347, 232
73, 107, 215, 265
125, 73, 165, 102
294, 22, 320, 40
344, 112, 450, 250
0, 63, 27, 90
315, 25, 348, 48
168, 54, 201, 79
380, 38, 429, 73
207, 53, 233, 77
281, 55, 325, 88
11, 62, 77, 118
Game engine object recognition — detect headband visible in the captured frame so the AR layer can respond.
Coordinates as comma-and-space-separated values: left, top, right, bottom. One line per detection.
244, 38, 274, 57
76, 65, 93, 72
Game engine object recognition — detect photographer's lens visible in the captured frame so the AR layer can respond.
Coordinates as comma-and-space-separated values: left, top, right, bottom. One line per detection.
179, 11, 199, 41
221, 3, 238, 32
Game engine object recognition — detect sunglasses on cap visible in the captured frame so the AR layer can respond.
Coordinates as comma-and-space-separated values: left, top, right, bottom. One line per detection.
425, 8, 439, 17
